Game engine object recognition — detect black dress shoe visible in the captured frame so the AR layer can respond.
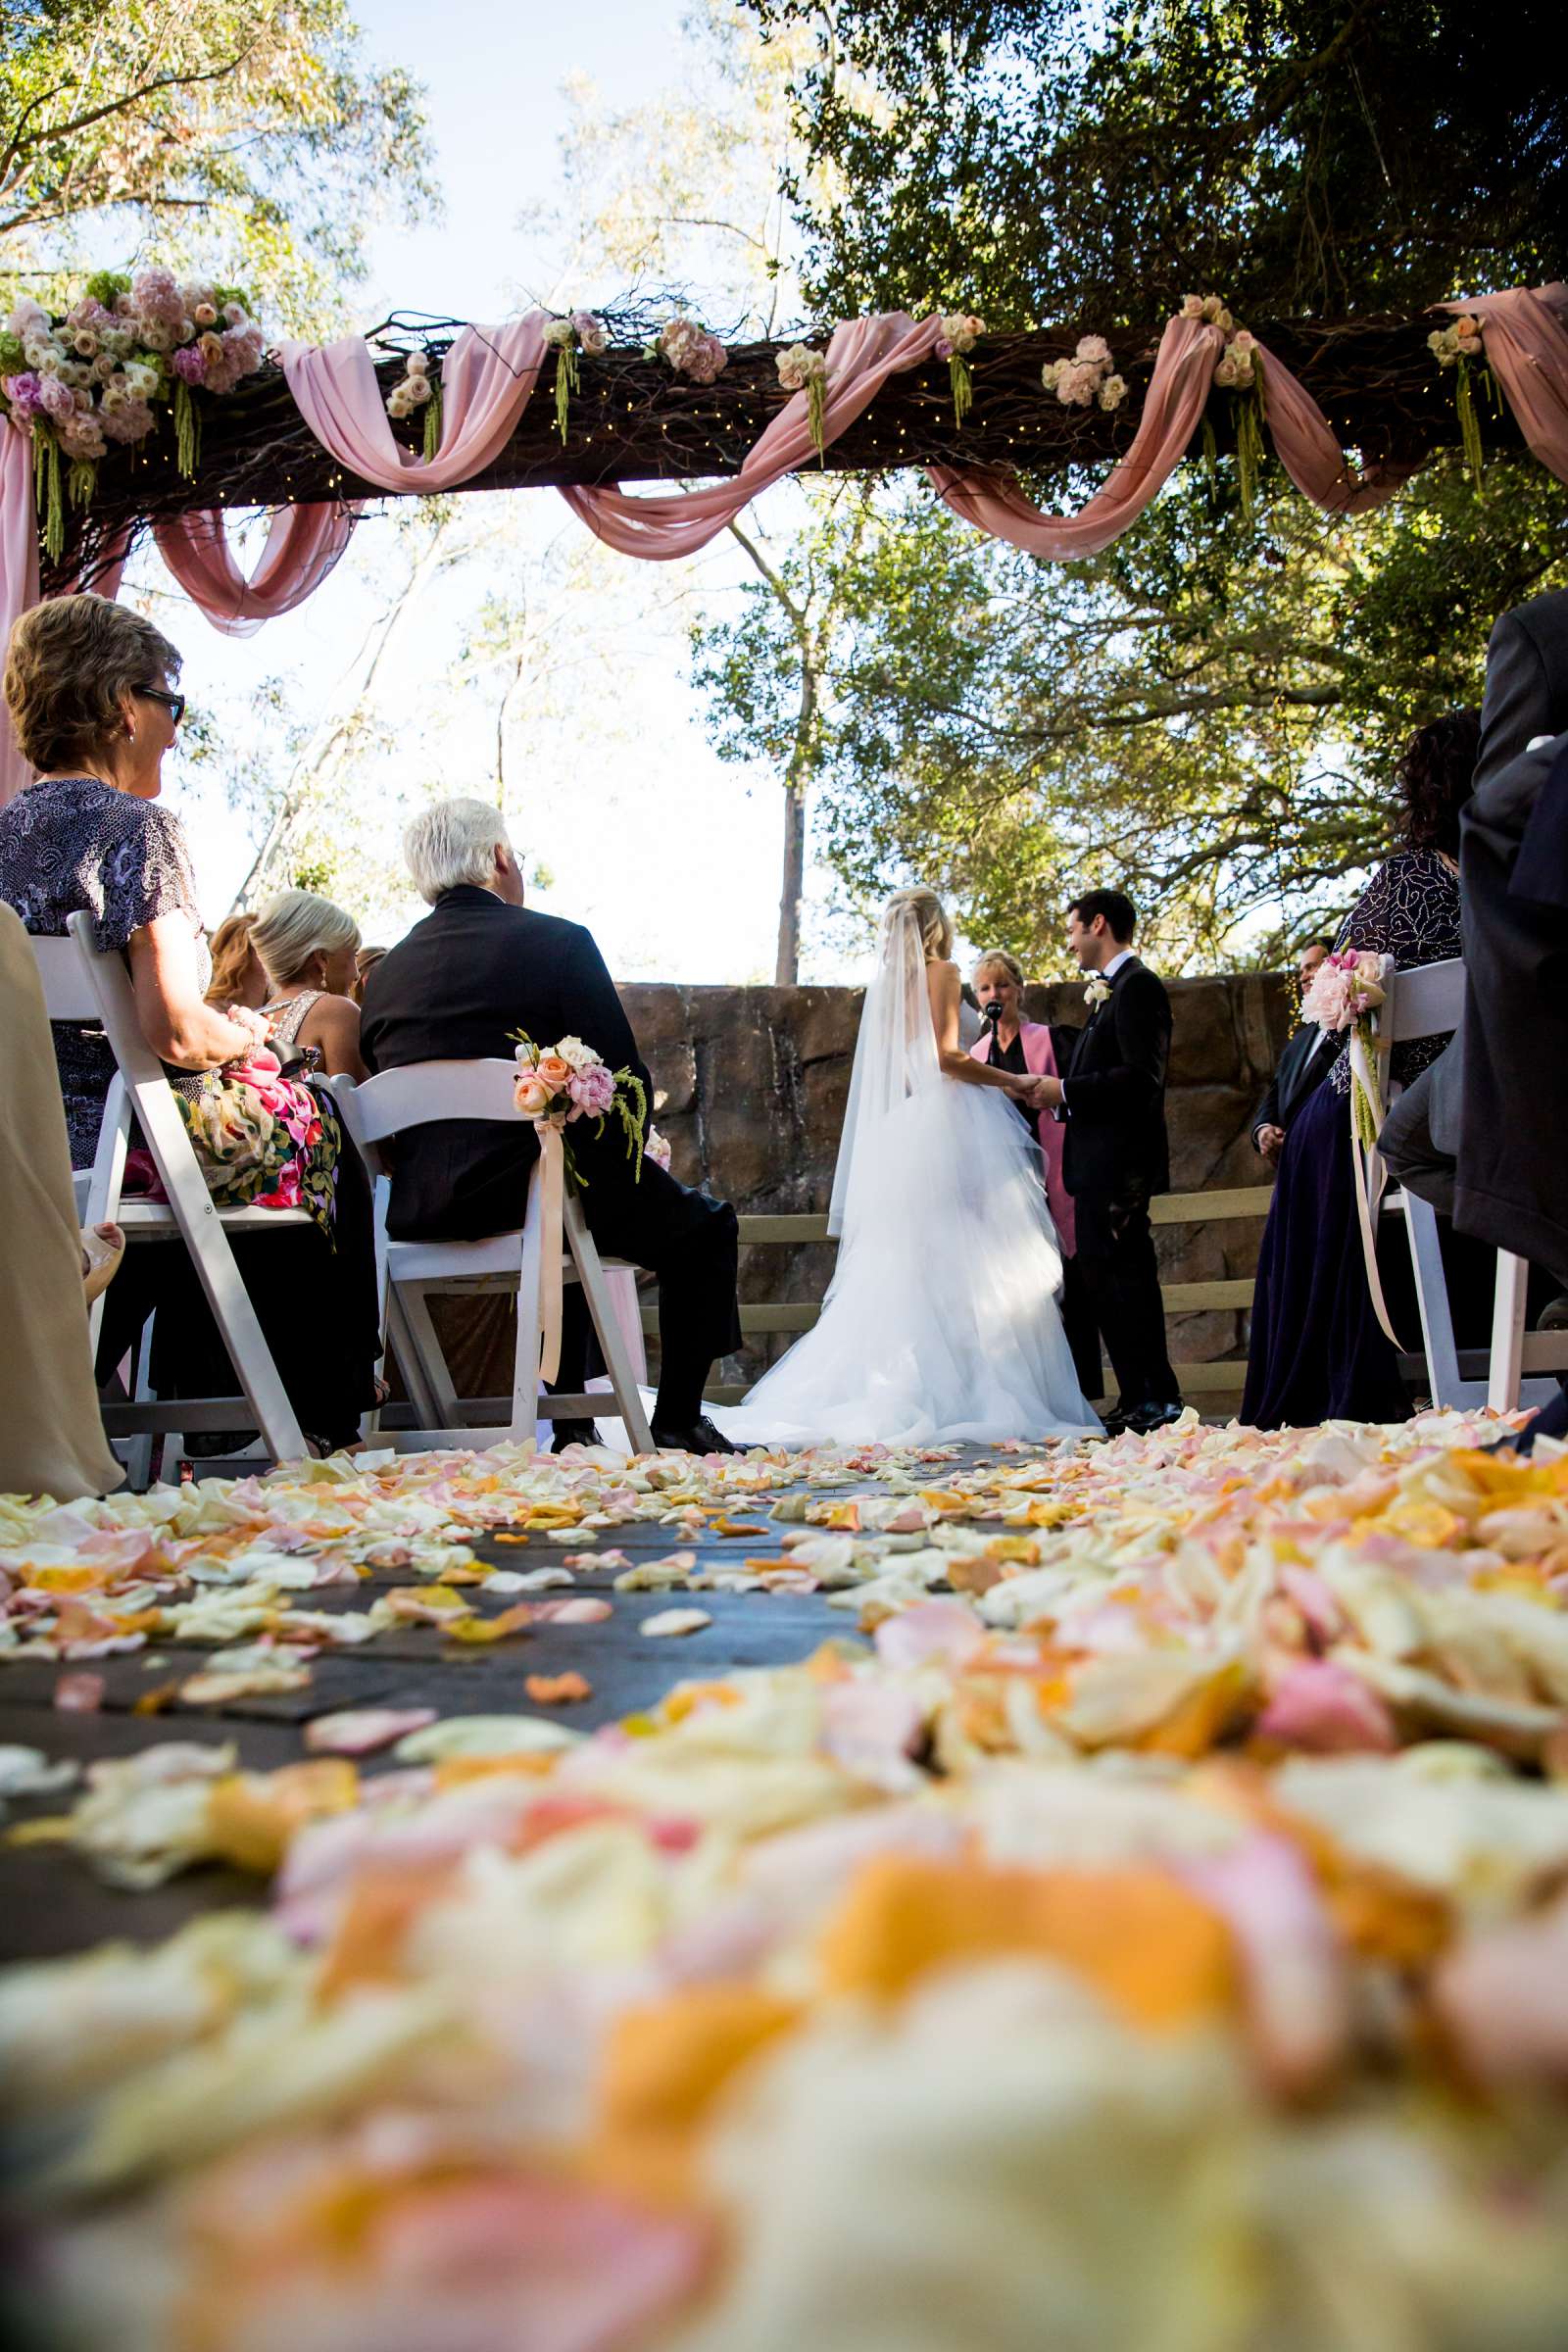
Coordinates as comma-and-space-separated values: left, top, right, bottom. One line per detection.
549, 1419, 602, 1452
1096, 1406, 1130, 1438
650, 1415, 740, 1456
1122, 1400, 1186, 1437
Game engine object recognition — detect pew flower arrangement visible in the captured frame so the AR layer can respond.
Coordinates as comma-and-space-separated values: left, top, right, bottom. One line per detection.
511, 1030, 649, 1187
1301, 947, 1394, 1145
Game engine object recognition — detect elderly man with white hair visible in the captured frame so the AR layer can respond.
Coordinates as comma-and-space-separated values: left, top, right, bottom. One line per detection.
360, 799, 743, 1454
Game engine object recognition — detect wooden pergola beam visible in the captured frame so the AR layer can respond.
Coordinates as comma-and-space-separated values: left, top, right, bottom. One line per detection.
45, 310, 1517, 594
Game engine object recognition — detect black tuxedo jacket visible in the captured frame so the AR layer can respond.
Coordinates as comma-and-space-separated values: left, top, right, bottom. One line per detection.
1251, 1021, 1335, 1144
1057, 956, 1172, 1201
359, 886, 653, 1242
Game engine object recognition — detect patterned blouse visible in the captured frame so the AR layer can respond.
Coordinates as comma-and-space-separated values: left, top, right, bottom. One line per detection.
0, 776, 208, 1165
1326, 846, 1462, 1095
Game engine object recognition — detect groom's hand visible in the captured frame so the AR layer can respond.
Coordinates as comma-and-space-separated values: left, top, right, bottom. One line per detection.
1025, 1075, 1063, 1110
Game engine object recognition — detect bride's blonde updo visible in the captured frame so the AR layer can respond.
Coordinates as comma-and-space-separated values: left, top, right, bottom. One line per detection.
882, 886, 954, 963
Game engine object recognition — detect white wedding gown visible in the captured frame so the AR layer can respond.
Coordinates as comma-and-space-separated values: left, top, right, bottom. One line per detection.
715, 912, 1100, 1447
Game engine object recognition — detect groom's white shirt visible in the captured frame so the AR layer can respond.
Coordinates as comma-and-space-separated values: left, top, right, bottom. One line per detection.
1058, 947, 1134, 1114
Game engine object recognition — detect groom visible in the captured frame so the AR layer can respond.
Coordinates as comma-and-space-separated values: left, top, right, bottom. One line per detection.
1027, 889, 1182, 1437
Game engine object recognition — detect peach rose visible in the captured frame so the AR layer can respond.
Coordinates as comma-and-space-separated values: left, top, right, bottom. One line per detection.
514, 1070, 554, 1117
536, 1054, 573, 1092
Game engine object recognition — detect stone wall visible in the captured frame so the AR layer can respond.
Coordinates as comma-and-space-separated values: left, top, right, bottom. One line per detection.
619, 972, 1298, 1389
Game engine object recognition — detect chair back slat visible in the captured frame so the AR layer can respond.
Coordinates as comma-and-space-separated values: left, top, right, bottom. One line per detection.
1379, 956, 1464, 1045
330, 1059, 523, 1143
30, 930, 100, 1021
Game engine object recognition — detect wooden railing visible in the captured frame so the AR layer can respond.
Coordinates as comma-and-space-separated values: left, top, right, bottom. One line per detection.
666, 1186, 1276, 1407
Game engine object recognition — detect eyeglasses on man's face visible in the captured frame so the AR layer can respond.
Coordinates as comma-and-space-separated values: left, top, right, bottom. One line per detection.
136, 685, 186, 727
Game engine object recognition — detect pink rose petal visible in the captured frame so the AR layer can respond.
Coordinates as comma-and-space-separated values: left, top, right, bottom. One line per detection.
872, 1598, 985, 1672
53, 1670, 106, 1713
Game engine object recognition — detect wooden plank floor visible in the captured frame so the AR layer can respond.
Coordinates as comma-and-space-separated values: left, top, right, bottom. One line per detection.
0, 1449, 936, 1967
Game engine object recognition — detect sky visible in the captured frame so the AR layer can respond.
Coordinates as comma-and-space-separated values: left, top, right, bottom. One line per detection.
147, 0, 863, 982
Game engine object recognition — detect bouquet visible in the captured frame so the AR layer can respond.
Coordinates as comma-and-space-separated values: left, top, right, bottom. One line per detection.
1, 270, 266, 554
385, 348, 441, 460
511, 1031, 648, 1189
646, 315, 727, 384
1301, 949, 1393, 1146
1181, 293, 1267, 518
1428, 314, 1490, 490
776, 342, 829, 461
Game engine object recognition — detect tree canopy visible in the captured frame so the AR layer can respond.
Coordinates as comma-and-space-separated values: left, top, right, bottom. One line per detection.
0, 0, 432, 328
742, 0, 1568, 326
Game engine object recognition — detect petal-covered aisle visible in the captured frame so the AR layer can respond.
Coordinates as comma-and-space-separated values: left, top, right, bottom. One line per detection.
5, 1409, 1568, 2349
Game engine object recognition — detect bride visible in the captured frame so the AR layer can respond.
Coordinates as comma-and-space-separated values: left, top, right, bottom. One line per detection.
717, 888, 1100, 1446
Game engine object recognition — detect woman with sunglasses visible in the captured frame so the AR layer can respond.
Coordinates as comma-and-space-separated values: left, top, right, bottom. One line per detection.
0, 593, 380, 1457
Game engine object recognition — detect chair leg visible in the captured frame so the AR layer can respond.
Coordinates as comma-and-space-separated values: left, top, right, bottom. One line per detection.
1488, 1251, 1530, 1414
564, 1195, 656, 1455
394, 1283, 462, 1428
1403, 1191, 1467, 1407
512, 1175, 548, 1441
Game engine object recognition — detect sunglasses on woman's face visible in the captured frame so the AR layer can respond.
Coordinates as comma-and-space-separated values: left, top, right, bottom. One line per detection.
137, 685, 186, 727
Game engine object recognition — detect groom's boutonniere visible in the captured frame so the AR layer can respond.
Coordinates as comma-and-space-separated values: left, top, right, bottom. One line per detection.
1084, 975, 1112, 1008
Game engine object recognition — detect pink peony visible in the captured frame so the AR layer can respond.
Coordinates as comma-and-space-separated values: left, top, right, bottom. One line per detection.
684, 333, 727, 383
172, 345, 206, 384
55, 410, 106, 462
934, 334, 954, 360
131, 268, 183, 325
646, 1127, 672, 1172
1074, 333, 1111, 366
566, 1061, 616, 1119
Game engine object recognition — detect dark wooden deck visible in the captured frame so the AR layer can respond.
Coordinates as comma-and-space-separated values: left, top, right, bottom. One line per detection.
0, 1455, 913, 1965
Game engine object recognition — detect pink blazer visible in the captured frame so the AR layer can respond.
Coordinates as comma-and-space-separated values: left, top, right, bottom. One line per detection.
969, 1019, 1076, 1254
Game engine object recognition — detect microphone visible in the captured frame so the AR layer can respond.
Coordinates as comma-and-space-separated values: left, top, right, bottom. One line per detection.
981, 999, 1003, 1030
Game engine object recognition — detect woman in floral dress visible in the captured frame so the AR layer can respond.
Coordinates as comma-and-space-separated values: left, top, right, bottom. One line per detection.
0, 594, 379, 1454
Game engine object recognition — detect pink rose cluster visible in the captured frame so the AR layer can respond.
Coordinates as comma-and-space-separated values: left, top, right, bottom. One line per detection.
513, 1035, 617, 1124
1041, 332, 1128, 414
1, 270, 265, 464
1300, 949, 1390, 1036
1428, 315, 1483, 369
655, 317, 727, 384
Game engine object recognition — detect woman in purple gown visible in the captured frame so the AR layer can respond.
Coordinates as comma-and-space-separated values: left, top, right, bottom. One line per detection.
1243, 713, 1479, 1428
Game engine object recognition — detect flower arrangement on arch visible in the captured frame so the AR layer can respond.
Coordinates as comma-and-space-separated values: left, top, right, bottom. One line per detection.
646, 315, 727, 385
934, 311, 984, 427
1041, 334, 1128, 414
1301, 949, 1394, 1146
1182, 293, 1268, 519
1428, 315, 1490, 490
775, 341, 829, 460
542, 310, 608, 444
385, 348, 441, 459
0, 270, 266, 556
511, 1031, 649, 1190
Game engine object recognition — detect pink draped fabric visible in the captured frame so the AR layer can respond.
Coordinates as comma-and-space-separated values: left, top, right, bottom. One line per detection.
280, 318, 548, 491
1245, 349, 1411, 515
561, 312, 952, 560
1439, 282, 1568, 485
930, 315, 1222, 556
0, 425, 40, 806
154, 503, 357, 638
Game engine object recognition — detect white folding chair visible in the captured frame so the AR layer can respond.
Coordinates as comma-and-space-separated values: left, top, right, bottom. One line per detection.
42, 914, 313, 1465
1375, 956, 1568, 1411
327, 1060, 656, 1454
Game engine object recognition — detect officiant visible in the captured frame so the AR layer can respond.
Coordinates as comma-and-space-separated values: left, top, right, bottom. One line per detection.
1250, 940, 1337, 1165
969, 949, 1102, 1406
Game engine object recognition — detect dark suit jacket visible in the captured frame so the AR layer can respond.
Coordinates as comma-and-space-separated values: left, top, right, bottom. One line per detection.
1473, 589, 1568, 793
1251, 1022, 1336, 1145
359, 886, 653, 1242
1057, 956, 1172, 1200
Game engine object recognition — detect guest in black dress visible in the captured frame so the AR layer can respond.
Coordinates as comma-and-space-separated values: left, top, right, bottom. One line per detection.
1243, 712, 1478, 1427
0, 594, 379, 1454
